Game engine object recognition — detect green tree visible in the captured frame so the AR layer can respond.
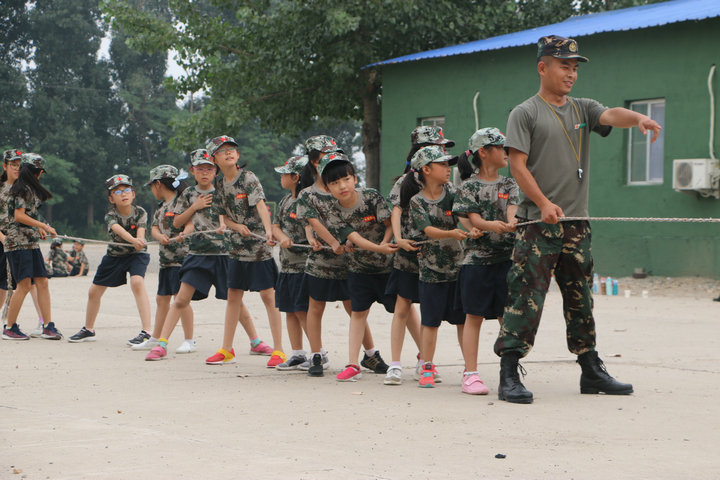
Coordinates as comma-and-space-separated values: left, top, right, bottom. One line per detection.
0, 1, 31, 147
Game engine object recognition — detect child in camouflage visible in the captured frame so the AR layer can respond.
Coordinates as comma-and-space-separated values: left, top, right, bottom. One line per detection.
68, 174, 151, 344
67, 240, 89, 276
384, 126, 455, 385
453, 128, 519, 395
272, 155, 312, 370
208, 135, 285, 368
318, 153, 397, 382
400, 145, 471, 388
133, 165, 196, 355
46, 238, 70, 277
2, 153, 62, 341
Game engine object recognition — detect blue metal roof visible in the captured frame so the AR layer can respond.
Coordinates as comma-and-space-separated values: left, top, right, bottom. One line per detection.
368, 0, 720, 68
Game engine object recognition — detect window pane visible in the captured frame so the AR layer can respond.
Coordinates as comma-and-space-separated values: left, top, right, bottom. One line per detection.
629, 103, 648, 182
648, 103, 665, 182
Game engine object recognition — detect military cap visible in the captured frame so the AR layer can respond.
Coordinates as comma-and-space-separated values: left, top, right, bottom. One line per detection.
305, 135, 343, 154
105, 174, 133, 191
410, 145, 458, 171
410, 126, 455, 148
317, 152, 351, 176
189, 149, 215, 167
146, 165, 180, 186
51, 237, 63, 246
274, 155, 309, 175
3, 149, 23, 163
20, 153, 46, 172
468, 127, 506, 152
206, 135, 239, 156
537, 35, 588, 62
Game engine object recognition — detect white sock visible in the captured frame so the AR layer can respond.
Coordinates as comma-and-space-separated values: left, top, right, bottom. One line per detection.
365, 348, 378, 357
184, 338, 194, 344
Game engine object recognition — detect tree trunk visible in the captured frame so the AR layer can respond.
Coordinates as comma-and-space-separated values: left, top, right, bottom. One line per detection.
362, 70, 381, 190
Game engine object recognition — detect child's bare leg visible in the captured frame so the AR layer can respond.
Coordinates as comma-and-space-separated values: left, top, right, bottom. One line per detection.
179, 303, 194, 340
33, 277, 51, 324
349, 309, 370, 364
390, 296, 412, 363
6, 278, 31, 327
307, 298, 325, 353
130, 275, 151, 331
160, 282, 194, 340
84, 284, 108, 330
153, 295, 171, 339
421, 325, 439, 363
456, 323, 465, 357
406, 305, 422, 352
286, 311, 305, 351
462, 314, 484, 372
237, 301, 258, 340
29, 284, 42, 321
259, 288, 283, 352
222, 288, 244, 351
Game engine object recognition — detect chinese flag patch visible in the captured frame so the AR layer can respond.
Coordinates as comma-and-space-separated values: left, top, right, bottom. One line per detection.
164, 212, 175, 217
236, 193, 247, 200
498, 192, 509, 200
363, 215, 376, 222
444, 210, 452, 216
130, 224, 137, 230
289, 212, 298, 220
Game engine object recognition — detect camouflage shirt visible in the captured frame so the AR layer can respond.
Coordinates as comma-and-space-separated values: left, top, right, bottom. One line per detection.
296, 184, 347, 280
105, 205, 148, 257
453, 175, 519, 265
330, 188, 393, 275
217, 170, 273, 262
387, 174, 420, 274
0, 182, 12, 234
410, 185, 463, 283
152, 194, 189, 268
68, 249, 89, 270
176, 185, 226, 255
5, 190, 44, 252
49, 248, 69, 276
276, 193, 309, 274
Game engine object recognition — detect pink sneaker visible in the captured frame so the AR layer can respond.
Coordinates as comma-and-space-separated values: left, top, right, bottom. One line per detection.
462, 373, 489, 395
145, 345, 167, 361
336, 364, 362, 382
266, 351, 286, 368
249, 340, 273, 355
206, 348, 236, 365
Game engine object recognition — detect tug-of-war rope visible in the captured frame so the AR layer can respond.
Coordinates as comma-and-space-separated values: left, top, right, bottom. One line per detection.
53, 216, 720, 249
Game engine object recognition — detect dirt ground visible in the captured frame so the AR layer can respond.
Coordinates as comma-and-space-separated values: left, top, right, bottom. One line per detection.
2, 244, 719, 479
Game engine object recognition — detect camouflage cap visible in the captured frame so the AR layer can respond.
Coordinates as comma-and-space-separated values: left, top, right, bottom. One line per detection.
3, 149, 23, 163
305, 135, 343, 154
189, 149, 215, 167
51, 237, 63, 246
410, 126, 455, 148
20, 153, 46, 172
537, 35, 588, 63
145, 164, 180, 186
105, 174, 133, 191
468, 127, 506, 151
410, 145, 458, 170
274, 155, 309, 175
317, 152, 351, 176
206, 135, 239, 156
73, 239, 85, 245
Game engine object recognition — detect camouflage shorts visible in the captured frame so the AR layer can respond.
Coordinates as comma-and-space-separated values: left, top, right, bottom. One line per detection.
494, 220, 596, 357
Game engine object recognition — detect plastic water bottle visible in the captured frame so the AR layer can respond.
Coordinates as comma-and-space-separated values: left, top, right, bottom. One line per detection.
592, 273, 599, 294
612, 279, 619, 296
605, 277, 612, 296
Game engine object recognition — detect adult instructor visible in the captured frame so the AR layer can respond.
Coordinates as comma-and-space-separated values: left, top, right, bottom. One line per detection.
495, 35, 661, 404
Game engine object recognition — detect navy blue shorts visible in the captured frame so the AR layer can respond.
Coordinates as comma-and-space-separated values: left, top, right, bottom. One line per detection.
227, 258, 278, 291
157, 266, 182, 296
455, 261, 511, 319
0, 244, 8, 290
302, 274, 349, 302
6, 248, 47, 283
275, 272, 309, 313
348, 272, 395, 313
92, 253, 149, 287
179, 254, 228, 301
384, 268, 419, 303
418, 280, 465, 327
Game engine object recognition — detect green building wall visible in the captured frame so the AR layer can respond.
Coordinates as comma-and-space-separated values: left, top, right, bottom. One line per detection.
379, 18, 720, 278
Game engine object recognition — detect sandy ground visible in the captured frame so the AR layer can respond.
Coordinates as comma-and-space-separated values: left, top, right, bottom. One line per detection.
2, 244, 719, 479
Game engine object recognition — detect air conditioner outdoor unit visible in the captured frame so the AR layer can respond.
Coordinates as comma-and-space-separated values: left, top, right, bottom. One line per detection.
672, 158, 719, 195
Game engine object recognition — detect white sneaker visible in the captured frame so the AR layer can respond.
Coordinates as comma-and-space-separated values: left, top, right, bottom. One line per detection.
384, 366, 403, 385
132, 339, 159, 351
30, 324, 44, 338
175, 340, 197, 354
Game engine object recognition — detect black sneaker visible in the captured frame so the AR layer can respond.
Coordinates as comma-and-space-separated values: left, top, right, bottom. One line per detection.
361, 351, 389, 374
127, 330, 150, 345
307, 353, 324, 377
68, 327, 96, 343
41, 322, 63, 340
2, 323, 29, 341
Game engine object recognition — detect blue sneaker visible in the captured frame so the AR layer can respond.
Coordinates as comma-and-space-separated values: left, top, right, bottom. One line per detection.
2, 323, 29, 341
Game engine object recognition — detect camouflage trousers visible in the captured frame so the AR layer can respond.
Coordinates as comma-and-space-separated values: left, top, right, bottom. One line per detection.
494, 221, 596, 358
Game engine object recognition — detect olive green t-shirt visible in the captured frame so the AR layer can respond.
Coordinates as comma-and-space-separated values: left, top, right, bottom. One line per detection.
505, 95, 611, 220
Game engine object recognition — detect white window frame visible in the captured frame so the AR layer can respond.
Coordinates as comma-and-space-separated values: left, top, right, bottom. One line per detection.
627, 98, 665, 185
419, 116, 445, 128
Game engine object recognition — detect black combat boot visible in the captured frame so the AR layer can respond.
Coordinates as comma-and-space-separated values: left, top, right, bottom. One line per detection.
498, 354, 533, 404
577, 351, 633, 395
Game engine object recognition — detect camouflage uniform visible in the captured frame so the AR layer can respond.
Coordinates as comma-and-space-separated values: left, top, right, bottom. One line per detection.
176, 186, 225, 255
68, 249, 89, 273
409, 185, 463, 283
105, 205, 148, 257
216, 169, 273, 262
387, 174, 420, 274
453, 175, 519, 265
296, 184, 348, 280
330, 188, 393, 275
0, 182, 12, 235
5, 190, 43, 252
152, 195, 188, 268
48, 247, 70, 276
276, 193, 309, 274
